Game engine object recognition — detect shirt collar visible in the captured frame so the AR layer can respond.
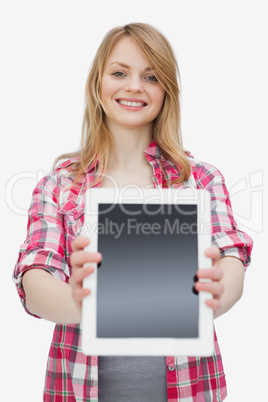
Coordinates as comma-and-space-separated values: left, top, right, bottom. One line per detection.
143, 139, 162, 160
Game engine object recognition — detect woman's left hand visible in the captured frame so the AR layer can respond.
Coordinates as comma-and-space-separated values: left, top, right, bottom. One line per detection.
194, 246, 224, 315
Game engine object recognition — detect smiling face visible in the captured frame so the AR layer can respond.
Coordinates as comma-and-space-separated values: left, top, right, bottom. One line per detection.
100, 36, 166, 133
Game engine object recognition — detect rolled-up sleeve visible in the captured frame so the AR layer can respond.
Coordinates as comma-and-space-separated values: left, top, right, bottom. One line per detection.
196, 163, 253, 267
13, 172, 70, 315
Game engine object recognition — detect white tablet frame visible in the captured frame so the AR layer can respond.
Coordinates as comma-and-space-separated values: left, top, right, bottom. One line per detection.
81, 187, 213, 356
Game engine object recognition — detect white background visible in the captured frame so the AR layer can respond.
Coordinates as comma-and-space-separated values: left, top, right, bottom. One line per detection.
1, 1, 267, 400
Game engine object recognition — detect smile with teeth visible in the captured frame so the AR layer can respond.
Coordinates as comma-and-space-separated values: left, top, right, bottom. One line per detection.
116, 99, 147, 107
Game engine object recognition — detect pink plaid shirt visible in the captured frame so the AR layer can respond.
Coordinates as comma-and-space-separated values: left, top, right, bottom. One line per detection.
13, 139, 253, 401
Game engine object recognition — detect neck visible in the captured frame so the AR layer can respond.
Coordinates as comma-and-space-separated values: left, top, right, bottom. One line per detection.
106, 121, 153, 173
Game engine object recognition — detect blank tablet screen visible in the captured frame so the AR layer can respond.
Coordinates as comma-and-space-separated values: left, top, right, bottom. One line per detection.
96, 203, 199, 339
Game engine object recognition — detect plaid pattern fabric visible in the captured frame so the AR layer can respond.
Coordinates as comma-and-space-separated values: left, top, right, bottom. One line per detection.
13, 139, 253, 401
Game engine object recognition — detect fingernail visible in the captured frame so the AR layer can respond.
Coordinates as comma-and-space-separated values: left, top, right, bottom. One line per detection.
97, 256, 102, 268
192, 285, 199, 295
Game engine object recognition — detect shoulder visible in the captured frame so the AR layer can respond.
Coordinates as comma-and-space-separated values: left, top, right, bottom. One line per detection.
54, 157, 80, 180
187, 154, 225, 188
32, 157, 80, 200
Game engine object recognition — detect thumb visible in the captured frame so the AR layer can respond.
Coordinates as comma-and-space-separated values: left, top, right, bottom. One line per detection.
205, 246, 221, 264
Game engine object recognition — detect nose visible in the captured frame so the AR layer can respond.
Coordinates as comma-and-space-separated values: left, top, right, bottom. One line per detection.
124, 75, 144, 94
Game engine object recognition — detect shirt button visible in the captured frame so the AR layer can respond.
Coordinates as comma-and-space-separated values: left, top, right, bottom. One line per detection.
168, 363, 175, 371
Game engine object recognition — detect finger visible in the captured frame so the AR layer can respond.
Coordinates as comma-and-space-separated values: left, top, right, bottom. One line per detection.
71, 236, 90, 252
206, 298, 221, 311
197, 266, 224, 281
205, 246, 221, 263
69, 265, 94, 288
70, 250, 102, 270
195, 281, 224, 297
72, 287, 91, 303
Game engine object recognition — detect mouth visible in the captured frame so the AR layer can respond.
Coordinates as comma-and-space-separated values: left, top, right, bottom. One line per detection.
116, 99, 148, 107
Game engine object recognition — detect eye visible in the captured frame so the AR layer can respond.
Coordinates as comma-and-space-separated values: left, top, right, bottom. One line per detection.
145, 75, 158, 82
112, 71, 126, 78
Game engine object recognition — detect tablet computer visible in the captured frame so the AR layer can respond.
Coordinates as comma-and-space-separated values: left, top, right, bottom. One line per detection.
81, 187, 213, 356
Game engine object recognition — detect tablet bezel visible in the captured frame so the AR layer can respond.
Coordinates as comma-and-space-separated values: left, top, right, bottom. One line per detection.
81, 187, 213, 356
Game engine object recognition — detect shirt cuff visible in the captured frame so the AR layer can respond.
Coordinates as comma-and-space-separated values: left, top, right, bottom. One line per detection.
13, 248, 69, 317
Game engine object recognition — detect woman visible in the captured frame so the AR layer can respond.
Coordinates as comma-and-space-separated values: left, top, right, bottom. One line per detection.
13, 23, 253, 401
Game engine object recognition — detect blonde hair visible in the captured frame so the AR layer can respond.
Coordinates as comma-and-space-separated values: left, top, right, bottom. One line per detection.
54, 23, 191, 186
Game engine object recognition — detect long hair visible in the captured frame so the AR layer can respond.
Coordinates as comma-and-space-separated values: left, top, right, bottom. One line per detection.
54, 23, 191, 186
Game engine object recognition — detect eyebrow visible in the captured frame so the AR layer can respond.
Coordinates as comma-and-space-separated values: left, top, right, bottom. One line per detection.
108, 62, 154, 72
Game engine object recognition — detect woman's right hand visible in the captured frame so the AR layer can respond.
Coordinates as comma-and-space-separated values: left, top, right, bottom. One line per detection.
69, 236, 102, 313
